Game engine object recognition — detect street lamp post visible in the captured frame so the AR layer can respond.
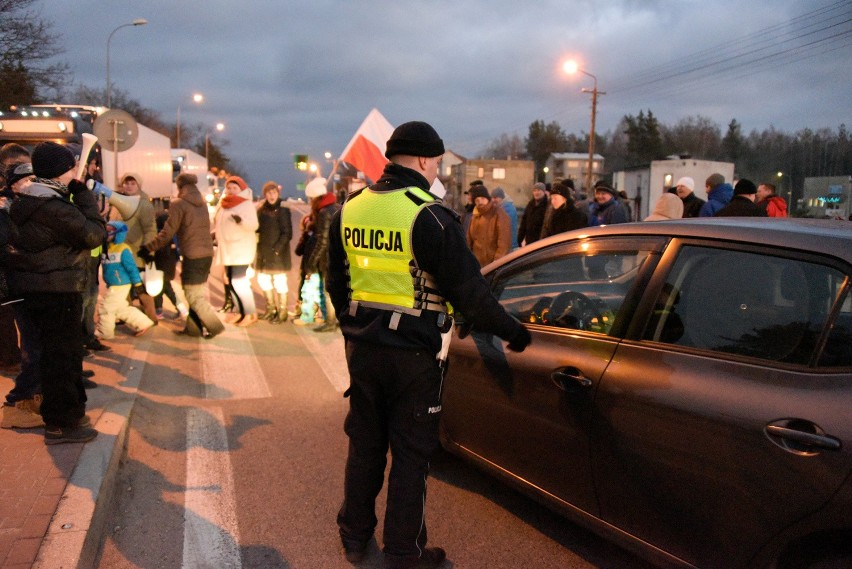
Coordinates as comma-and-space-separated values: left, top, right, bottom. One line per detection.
106, 19, 148, 108
205, 122, 225, 159
176, 93, 204, 148
563, 60, 605, 194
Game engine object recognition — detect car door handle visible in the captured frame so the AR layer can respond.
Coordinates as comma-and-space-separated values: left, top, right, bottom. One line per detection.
765, 424, 841, 451
550, 367, 593, 391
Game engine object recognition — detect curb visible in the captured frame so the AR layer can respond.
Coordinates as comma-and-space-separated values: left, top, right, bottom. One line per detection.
33, 337, 151, 569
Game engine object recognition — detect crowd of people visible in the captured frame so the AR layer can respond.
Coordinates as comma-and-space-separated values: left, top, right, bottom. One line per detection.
457, 170, 791, 268
0, 139, 349, 443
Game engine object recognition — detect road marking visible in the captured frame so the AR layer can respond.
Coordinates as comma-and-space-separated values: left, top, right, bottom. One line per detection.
182, 406, 242, 569
293, 324, 350, 392
199, 325, 271, 400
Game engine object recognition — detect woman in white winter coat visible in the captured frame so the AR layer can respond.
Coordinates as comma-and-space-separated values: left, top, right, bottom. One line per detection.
213, 176, 259, 326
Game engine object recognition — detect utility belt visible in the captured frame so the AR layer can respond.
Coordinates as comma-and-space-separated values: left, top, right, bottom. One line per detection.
347, 299, 453, 332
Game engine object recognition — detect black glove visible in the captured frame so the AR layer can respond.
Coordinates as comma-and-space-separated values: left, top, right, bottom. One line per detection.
67, 179, 88, 195
507, 325, 532, 353
231, 214, 242, 224
137, 246, 155, 264
132, 282, 146, 297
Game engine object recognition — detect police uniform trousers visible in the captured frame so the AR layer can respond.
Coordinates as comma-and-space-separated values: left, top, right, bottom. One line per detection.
337, 339, 443, 557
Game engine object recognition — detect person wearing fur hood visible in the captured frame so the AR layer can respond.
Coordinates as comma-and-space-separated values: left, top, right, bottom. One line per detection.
213, 176, 259, 326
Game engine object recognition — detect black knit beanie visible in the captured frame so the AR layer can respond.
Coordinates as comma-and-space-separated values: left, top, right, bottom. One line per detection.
384, 121, 445, 159
31, 142, 76, 179
734, 178, 757, 195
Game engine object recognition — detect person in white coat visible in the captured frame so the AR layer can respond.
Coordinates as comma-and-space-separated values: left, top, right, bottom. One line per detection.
213, 176, 259, 326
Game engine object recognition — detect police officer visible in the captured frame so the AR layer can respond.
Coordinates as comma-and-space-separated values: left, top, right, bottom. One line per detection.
327, 121, 531, 569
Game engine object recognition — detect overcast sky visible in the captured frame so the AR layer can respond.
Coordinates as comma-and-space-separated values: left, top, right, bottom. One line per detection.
40, 0, 851, 195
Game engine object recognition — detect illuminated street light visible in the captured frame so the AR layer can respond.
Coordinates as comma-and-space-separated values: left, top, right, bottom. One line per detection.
564, 59, 605, 194
106, 19, 148, 108
176, 92, 204, 148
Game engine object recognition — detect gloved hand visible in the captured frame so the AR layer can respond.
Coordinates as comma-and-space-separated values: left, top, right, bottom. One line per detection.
137, 246, 155, 264
67, 179, 88, 195
132, 282, 146, 298
86, 180, 113, 198
507, 325, 532, 352
231, 214, 242, 224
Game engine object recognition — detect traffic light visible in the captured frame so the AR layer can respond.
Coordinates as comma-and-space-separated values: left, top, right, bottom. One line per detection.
294, 154, 308, 171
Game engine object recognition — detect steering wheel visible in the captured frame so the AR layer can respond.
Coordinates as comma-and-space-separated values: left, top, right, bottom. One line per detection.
545, 291, 601, 331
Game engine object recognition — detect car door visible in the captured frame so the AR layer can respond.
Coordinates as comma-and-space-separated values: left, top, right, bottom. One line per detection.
442, 236, 664, 517
591, 240, 852, 568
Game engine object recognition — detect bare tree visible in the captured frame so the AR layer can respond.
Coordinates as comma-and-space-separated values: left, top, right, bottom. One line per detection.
0, 0, 69, 106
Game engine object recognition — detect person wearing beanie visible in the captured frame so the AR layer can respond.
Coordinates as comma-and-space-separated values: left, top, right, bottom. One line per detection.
673, 176, 705, 218
142, 172, 225, 338
97, 221, 155, 339
715, 178, 768, 217
756, 182, 789, 218
645, 192, 685, 221
490, 187, 519, 250
213, 176, 260, 326
541, 182, 588, 237
588, 180, 630, 226
3, 142, 105, 442
327, 120, 530, 569
255, 181, 292, 323
518, 181, 548, 246
699, 173, 734, 217
466, 184, 512, 267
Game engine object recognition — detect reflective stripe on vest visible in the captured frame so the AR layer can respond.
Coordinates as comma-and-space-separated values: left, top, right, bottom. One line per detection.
341, 186, 439, 311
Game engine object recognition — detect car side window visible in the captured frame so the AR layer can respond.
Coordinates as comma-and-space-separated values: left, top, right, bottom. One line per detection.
644, 245, 850, 367
492, 242, 655, 334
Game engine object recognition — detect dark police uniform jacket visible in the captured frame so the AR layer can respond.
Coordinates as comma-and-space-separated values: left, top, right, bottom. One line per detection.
327, 162, 522, 354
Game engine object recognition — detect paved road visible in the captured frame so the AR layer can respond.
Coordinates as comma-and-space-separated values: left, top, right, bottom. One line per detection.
93, 297, 654, 568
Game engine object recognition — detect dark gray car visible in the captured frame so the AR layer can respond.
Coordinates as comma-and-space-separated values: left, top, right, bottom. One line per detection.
441, 218, 852, 569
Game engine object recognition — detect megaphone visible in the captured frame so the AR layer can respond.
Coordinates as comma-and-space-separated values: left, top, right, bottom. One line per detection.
86, 179, 140, 219
107, 192, 141, 220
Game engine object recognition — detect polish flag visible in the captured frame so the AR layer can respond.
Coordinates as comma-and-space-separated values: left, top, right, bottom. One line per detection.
339, 108, 394, 183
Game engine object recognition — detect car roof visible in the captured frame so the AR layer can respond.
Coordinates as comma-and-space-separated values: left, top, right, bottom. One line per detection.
495, 218, 852, 269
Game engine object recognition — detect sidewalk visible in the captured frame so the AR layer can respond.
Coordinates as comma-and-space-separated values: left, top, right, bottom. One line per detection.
0, 325, 156, 569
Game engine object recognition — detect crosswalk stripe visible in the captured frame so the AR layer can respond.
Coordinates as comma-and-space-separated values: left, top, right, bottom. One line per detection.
182, 406, 242, 569
199, 325, 271, 400
292, 324, 350, 392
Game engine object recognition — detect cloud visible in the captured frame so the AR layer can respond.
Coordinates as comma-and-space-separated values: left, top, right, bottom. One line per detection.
38, 0, 851, 193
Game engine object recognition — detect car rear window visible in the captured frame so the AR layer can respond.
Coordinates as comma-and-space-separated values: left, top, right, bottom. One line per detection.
643, 245, 850, 367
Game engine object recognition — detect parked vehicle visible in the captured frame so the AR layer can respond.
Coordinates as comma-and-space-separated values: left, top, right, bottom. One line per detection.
0, 104, 173, 199
442, 218, 852, 569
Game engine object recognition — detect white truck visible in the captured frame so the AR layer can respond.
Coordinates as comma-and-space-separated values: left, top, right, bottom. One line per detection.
0, 104, 174, 199
171, 148, 210, 197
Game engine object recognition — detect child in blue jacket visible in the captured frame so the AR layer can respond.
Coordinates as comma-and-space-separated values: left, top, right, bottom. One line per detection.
97, 221, 154, 339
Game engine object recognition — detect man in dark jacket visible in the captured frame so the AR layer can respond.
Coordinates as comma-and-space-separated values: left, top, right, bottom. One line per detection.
306, 179, 341, 332
540, 182, 588, 238
6, 142, 105, 444
140, 173, 224, 338
588, 181, 630, 226
674, 176, 706, 218
327, 121, 531, 569
715, 179, 768, 217
699, 173, 734, 217
517, 182, 548, 246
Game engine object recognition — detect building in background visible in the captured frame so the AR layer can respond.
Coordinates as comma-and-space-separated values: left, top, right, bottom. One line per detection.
614, 157, 735, 220
449, 159, 535, 214
802, 176, 851, 219
544, 152, 604, 191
